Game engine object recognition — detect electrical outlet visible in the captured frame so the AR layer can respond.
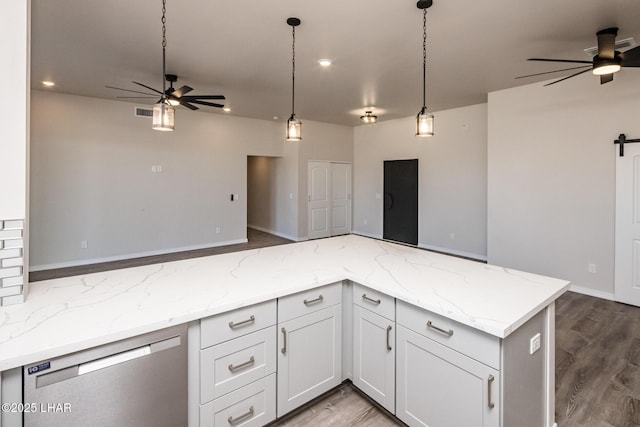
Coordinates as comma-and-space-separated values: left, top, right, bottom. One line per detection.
449, 233, 455, 240
80, 240, 88, 249
530, 333, 541, 355
215, 227, 220, 234
375, 193, 381, 199
364, 218, 368, 225
588, 263, 597, 273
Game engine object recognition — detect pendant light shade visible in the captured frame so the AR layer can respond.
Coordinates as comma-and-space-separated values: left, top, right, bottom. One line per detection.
286, 17, 302, 141
416, 0, 434, 137
286, 114, 302, 141
153, 101, 175, 131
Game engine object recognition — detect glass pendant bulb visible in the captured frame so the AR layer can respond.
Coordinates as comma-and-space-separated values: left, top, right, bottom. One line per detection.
286, 114, 302, 141
153, 101, 175, 131
416, 107, 434, 137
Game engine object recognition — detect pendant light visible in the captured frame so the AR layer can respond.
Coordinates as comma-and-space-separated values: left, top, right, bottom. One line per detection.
416, 0, 434, 137
286, 17, 301, 141
152, 0, 175, 131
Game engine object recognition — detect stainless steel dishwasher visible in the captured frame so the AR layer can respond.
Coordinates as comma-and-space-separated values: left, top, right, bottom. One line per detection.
23, 323, 187, 427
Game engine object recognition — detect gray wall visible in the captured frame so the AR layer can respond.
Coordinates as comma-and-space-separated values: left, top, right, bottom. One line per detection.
487, 73, 640, 298
29, 91, 351, 268
353, 103, 488, 260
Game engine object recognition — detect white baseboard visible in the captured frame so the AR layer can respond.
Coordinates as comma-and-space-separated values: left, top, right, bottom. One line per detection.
351, 230, 383, 240
247, 225, 301, 242
569, 285, 615, 301
29, 238, 249, 272
418, 243, 487, 262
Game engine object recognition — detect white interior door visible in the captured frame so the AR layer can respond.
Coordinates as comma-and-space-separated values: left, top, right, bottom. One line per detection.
615, 143, 640, 306
308, 161, 331, 240
331, 163, 352, 236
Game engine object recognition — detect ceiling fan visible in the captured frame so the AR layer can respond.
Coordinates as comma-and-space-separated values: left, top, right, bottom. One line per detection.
106, 74, 225, 111
517, 27, 640, 86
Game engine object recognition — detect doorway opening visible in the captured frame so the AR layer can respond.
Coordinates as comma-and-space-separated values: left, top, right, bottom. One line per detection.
383, 159, 418, 246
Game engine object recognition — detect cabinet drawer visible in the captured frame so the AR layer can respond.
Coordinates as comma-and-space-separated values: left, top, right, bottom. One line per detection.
201, 326, 276, 404
200, 374, 276, 427
353, 283, 395, 321
397, 300, 500, 369
201, 300, 276, 349
278, 282, 342, 323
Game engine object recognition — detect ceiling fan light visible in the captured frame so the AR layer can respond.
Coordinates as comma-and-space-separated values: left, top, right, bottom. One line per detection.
152, 101, 175, 131
360, 111, 378, 124
416, 107, 434, 137
593, 55, 622, 75
167, 98, 180, 106
286, 115, 302, 141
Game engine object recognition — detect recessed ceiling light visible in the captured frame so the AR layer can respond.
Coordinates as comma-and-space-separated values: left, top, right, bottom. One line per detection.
223, 107, 231, 112
318, 59, 332, 67
273, 116, 279, 120
42, 81, 55, 87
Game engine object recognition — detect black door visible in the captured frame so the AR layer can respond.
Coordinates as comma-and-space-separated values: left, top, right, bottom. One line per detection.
383, 159, 418, 245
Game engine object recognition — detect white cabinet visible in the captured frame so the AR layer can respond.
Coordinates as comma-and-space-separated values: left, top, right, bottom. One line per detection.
277, 300, 342, 416
352, 305, 395, 413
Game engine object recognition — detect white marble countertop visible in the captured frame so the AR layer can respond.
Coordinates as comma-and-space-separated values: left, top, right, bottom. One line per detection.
0, 235, 569, 371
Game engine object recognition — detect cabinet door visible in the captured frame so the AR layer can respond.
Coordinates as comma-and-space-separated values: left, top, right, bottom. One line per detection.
277, 304, 342, 416
353, 305, 395, 413
396, 325, 499, 427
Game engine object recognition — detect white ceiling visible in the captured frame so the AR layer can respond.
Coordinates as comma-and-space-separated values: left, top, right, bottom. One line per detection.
31, 0, 640, 126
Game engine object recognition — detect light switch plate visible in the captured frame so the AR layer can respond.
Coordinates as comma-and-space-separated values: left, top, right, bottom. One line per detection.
530, 333, 541, 355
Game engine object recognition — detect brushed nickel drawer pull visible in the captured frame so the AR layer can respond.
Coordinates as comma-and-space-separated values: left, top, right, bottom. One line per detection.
386, 325, 393, 351
228, 356, 255, 373
303, 295, 324, 306
488, 375, 495, 409
228, 315, 255, 329
427, 320, 454, 337
281, 327, 287, 354
362, 293, 382, 305
228, 406, 254, 425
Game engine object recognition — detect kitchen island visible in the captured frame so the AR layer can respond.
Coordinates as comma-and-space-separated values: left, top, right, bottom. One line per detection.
0, 234, 569, 426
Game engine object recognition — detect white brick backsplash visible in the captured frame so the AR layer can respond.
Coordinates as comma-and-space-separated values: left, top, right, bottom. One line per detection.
1, 294, 25, 306
2, 276, 23, 287
0, 286, 22, 298
0, 248, 22, 259
2, 257, 23, 268
2, 220, 23, 230
0, 229, 22, 239
3, 238, 23, 249
0, 266, 22, 279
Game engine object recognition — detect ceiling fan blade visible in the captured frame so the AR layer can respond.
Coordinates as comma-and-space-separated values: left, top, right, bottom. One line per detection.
188, 100, 225, 108
600, 73, 614, 84
596, 27, 618, 59
515, 65, 591, 79
181, 95, 226, 100
543, 68, 592, 86
105, 85, 157, 96
116, 96, 157, 99
180, 101, 199, 110
132, 81, 163, 95
172, 85, 193, 98
621, 45, 640, 67
528, 58, 592, 64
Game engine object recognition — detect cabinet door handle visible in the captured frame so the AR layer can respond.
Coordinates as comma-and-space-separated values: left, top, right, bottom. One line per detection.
362, 293, 381, 305
228, 406, 254, 425
281, 327, 287, 354
386, 325, 392, 351
303, 295, 324, 306
488, 375, 495, 409
427, 320, 454, 337
228, 356, 255, 373
228, 315, 255, 329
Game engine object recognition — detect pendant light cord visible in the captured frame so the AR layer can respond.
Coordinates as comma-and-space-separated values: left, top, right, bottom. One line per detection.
422, 7, 427, 109
161, 0, 168, 98
291, 25, 296, 115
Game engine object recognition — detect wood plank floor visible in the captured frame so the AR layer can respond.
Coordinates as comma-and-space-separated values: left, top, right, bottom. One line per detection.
29, 230, 640, 426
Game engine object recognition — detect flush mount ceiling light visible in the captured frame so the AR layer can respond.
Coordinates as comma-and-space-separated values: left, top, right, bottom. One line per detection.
152, 0, 175, 131
318, 59, 332, 67
42, 81, 55, 87
415, 0, 434, 137
286, 17, 302, 141
360, 111, 378, 124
